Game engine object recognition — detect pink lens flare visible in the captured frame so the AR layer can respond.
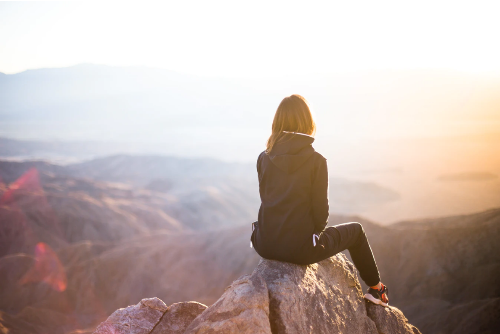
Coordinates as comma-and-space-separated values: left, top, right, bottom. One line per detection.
19, 242, 68, 292
0, 167, 42, 205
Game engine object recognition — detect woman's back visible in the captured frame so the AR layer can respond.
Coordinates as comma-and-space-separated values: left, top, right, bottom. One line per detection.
252, 94, 388, 306
252, 132, 329, 264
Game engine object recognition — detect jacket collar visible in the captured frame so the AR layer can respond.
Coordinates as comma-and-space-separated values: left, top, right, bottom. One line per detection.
270, 132, 315, 156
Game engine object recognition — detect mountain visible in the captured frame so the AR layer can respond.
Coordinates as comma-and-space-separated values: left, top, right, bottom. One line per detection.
0, 64, 272, 161
1, 157, 499, 333
0, 226, 260, 334
65, 154, 253, 186
0, 161, 185, 257
0, 157, 402, 230
330, 210, 500, 334
0, 158, 260, 231
1, 200, 498, 333
2, 64, 500, 224
1, 64, 500, 160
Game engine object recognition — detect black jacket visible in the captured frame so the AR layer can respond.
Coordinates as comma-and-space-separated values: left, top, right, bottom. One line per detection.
251, 132, 329, 264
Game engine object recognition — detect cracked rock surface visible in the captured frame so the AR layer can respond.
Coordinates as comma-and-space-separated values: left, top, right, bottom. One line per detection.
152, 302, 207, 334
93, 298, 206, 334
93, 298, 168, 334
366, 301, 421, 334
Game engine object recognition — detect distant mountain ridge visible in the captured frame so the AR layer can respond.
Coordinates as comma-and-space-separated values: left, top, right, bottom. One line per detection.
330, 209, 500, 334
0, 157, 259, 233
2, 64, 499, 160
0, 156, 401, 230
0, 156, 499, 333
2, 197, 498, 333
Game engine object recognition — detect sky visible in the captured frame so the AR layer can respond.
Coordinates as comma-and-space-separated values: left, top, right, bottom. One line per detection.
1, 1, 500, 77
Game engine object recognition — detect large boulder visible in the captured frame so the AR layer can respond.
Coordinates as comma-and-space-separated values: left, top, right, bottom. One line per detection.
94, 254, 421, 334
185, 254, 421, 334
185, 272, 272, 334
366, 302, 421, 334
152, 302, 207, 334
255, 256, 376, 333
92, 298, 206, 334
185, 254, 378, 334
93, 298, 168, 334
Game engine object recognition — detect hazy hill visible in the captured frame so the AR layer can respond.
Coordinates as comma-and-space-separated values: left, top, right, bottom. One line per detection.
0, 157, 404, 232
1, 64, 499, 161
2, 64, 500, 224
1, 155, 498, 333
0, 165, 184, 258
330, 210, 500, 334
1, 204, 498, 333
66, 154, 254, 187
0, 64, 271, 160
0, 158, 261, 232
0, 226, 260, 334
0, 156, 499, 333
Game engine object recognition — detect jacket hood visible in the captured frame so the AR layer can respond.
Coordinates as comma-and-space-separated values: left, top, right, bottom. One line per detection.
269, 132, 315, 173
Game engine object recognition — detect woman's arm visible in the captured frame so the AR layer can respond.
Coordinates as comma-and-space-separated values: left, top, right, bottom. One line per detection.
311, 157, 329, 233
257, 151, 265, 180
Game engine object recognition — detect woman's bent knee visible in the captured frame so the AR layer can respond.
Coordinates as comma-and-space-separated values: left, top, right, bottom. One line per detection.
348, 222, 366, 246
349, 222, 364, 234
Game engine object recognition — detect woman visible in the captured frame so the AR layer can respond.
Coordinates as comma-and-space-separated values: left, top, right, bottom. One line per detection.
251, 94, 389, 306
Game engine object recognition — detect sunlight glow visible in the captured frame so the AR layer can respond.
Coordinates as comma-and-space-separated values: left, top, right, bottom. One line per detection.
1, 1, 500, 76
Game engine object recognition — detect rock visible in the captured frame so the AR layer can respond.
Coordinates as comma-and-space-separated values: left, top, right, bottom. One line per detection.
95, 254, 421, 334
185, 273, 272, 334
256, 256, 377, 334
93, 297, 167, 334
151, 301, 207, 334
92, 298, 207, 334
186, 253, 420, 334
366, 302, 422, 334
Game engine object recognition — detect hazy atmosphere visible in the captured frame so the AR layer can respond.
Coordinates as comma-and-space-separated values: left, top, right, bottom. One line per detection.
1, 1, 499, 334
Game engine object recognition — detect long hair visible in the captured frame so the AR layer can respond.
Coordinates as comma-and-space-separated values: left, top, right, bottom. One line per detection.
265, 94, 316, 154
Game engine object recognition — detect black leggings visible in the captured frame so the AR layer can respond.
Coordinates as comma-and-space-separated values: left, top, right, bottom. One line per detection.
313, 222, 380, 287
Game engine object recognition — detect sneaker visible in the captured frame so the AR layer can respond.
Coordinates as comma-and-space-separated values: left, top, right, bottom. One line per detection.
364, 283, 389, 307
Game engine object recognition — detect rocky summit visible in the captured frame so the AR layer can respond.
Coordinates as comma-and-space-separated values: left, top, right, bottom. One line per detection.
93, 254, 420, 334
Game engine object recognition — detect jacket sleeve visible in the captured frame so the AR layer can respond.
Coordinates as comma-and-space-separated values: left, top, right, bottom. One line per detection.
311, 157, 329, 234
257, 151, 263, 176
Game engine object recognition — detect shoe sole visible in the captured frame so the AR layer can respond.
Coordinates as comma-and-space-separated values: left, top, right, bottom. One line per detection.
364, 293, 388, 307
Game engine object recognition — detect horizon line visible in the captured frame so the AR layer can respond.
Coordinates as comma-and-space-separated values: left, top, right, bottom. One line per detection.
3, 62, 500, 79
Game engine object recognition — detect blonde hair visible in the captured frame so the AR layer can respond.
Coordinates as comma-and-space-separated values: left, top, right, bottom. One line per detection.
266, 94, 316, 154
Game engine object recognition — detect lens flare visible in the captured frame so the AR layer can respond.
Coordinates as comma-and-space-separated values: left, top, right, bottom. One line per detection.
19, 242, 68, 292
0, 167, 42, 205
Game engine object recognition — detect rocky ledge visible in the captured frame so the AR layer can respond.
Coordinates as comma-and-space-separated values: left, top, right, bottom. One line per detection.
93, 254, 421, 334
